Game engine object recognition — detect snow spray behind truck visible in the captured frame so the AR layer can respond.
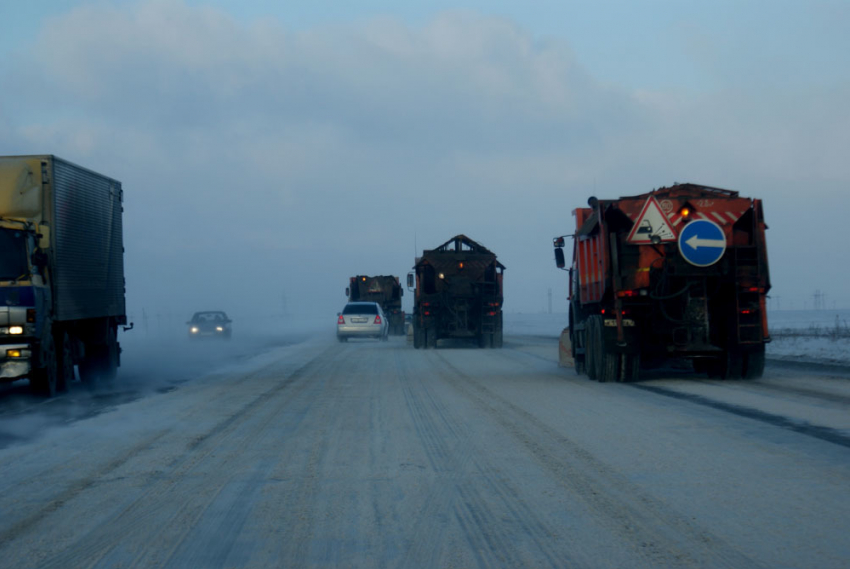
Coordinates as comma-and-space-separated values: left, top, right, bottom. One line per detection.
409, 235, 504, 349
346, 275, 405, 335
0, 155, 129, 396
554, 183, 770, 382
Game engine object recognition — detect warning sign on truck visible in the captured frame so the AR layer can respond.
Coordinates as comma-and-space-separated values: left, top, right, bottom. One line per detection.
627, 196, 677, 243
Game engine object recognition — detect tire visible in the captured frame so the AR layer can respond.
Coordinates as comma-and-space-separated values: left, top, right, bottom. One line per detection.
494, 325, 503, 348
413, 325, 422, 349
585, 316, 599, 381
709, 350, 743, 380
621, 353, 641, 382
426, 326, 437, 349
56, 331, 75, 392
599, 351, 619, 383
31, 331, 58, 397
742, 346, 765, 379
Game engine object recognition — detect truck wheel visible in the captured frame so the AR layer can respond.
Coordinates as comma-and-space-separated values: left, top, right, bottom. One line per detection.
31, 332, 58, 397
585, 316, 599, 381
56, 332, 75, 392
426, 326, 438, 349
599, 350, 619, 383
338, 336, 348, 343
710, 350, 743, 380
742, 346, 765, 379
621, 354, 641, 382
494, 327, 503, 349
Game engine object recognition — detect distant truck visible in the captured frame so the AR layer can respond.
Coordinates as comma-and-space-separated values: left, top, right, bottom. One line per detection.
347, 276, 405, 335
0, 155, 129, 396
409, 235, 504, 348
554, 183, 770, 382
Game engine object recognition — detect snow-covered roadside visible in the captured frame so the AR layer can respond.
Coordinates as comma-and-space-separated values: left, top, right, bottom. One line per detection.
504, 312, 850, 367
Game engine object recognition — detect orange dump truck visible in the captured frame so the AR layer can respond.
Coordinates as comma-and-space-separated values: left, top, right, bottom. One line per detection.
554, 183, 770, 382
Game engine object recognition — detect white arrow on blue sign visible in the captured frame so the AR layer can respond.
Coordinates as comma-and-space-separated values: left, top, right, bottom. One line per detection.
678, 219, 727, 267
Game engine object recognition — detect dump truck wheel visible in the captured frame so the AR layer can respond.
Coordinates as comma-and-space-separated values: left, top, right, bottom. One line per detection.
426, 326, 438, 349
56, 331, 75, 392
31, 331, 58, 397
585, 316, 600, 381
709, 350, 743, 379
494, 327, 503, 348
621, 354, 641, 382
742, 346, 765, 379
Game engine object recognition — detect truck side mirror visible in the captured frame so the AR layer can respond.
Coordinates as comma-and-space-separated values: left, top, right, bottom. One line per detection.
345, 287, 350, 297
406, 273, 414, 289
554, 248, 565, 269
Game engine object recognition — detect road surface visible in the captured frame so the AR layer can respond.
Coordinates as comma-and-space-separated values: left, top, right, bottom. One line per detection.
1, 332, 849, 568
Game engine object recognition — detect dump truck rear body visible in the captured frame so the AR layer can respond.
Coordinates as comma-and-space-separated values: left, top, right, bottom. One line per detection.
411, 235, 504, 348
347, 275, 405, 335
555, 183, 769, 381
0, 155, 127, 395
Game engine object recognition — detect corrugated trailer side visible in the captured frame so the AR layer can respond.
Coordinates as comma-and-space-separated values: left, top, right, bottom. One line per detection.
48, 156, 126, 323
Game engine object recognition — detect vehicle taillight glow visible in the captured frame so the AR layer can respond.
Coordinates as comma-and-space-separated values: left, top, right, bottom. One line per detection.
374, 315, 382, 324
337, 315, 345, 324
617, 290, 637, 298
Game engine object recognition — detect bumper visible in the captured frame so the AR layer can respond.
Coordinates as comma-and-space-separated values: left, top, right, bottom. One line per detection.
0, 343, 32, 380
337, 325, 384, 338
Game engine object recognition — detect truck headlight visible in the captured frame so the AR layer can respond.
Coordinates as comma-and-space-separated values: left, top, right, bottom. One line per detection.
8, 326, 23, 335
191, 327, 199, 333
216, 326, 224, 332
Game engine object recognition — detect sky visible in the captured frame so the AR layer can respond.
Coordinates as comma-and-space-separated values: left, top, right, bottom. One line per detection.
1, 0, 848, 321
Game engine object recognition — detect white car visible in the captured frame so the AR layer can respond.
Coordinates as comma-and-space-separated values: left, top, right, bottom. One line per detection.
337, 302, 389, 342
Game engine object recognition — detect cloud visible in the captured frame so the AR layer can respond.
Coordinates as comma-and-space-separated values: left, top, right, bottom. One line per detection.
2, 0, 848, 314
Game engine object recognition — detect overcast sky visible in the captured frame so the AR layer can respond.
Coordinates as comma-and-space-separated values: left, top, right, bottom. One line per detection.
1, 0, 848, 320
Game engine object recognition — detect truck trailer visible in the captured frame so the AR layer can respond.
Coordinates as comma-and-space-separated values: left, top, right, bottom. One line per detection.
346, 275, 405, 335
0, 155, 128, 396
554, 183, 769, 382
409, 235, 504, 349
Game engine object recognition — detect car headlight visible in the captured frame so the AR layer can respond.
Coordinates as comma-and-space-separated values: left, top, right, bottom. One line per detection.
8, 326, 23, 335
191, 327, 199, 333
216, 326, 224, 332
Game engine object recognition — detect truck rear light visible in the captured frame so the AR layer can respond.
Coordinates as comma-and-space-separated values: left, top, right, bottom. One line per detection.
424, 311, 431, 316
458, 262, 464, 269
374, 315, 382, 324
745, 287, 765, 293
26, 309, 36, 323
616, 290, 637, 298
337, 315, 345, 324
741, 309, 753, 315
487, 311, 496, 316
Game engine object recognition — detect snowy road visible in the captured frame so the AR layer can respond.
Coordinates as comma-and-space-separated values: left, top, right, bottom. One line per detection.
1, 333, 849, 568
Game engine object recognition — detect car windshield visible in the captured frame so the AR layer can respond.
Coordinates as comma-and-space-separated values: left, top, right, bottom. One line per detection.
192, 312, 227, 322
0, 228, 29, 281
343, 304, 378, 315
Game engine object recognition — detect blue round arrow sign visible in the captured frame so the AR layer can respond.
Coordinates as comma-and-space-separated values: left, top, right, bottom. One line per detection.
678, 219, 726, 267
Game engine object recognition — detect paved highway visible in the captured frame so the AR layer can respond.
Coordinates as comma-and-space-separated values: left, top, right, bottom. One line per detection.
1, 332, 848, 568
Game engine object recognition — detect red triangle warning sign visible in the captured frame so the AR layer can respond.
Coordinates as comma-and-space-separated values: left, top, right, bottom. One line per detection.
627, 196, 677, 243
